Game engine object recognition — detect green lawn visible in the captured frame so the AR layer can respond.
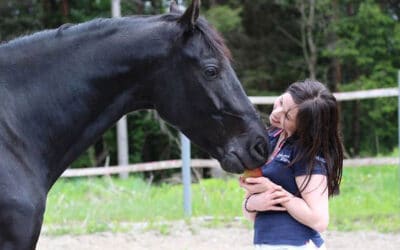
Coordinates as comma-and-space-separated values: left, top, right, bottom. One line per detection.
329, 165, 400, 232
43, 165, 400, 234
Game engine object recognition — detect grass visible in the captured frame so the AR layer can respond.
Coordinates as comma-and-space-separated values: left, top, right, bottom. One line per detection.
43, 165, 400, 235
329, 165, 400, 232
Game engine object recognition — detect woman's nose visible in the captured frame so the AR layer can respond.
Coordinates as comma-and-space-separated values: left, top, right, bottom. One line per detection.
273, 106, 283, 115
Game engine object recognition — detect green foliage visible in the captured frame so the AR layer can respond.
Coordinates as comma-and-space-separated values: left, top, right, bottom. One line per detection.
0, 1, 42, 41
234, 1, 305, 91
71, 111, 181, 168
325, 1, 400, 156
68, 0, 111, 22
204, 6, 242, 34
128, 111, 180, 164
44, 165, 400, 234
329, 1, 398, 78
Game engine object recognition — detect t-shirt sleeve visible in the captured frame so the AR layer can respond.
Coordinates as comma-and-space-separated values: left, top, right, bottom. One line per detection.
292, 155, 328, 177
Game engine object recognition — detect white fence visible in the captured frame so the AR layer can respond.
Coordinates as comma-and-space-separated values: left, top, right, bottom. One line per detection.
249, 87, 398, 104
62, 157, 399, 178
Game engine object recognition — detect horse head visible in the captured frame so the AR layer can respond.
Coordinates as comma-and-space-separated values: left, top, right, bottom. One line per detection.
151, 0, 270, 173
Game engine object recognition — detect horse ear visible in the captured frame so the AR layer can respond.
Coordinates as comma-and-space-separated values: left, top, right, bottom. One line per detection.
178, 0, 200, 30
169, 0, 181, 13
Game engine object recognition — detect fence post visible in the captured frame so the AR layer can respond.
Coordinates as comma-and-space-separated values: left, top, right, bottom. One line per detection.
180, 132, 192, 217
117, 116, 129, 179
398, 70, 400, 186
112, 0, 129, 179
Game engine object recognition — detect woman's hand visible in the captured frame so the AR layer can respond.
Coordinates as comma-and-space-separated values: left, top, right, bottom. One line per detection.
246, 189, 291, 212
239, 176, 281, 195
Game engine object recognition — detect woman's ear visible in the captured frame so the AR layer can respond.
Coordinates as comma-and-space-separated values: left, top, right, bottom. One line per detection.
178, 0, 200, 31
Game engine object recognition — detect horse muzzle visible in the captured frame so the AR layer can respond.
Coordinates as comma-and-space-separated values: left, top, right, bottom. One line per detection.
219, 137, 270, 174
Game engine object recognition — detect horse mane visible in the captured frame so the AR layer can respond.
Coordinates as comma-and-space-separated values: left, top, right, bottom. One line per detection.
1, 13, 232, 61
0, 18, 121, 49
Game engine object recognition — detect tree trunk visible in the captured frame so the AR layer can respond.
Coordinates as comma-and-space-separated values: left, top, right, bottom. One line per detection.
298, 0, 317, 79
62, 0, 69, 18
331, 0, 342, 91
60, 0, 69, 23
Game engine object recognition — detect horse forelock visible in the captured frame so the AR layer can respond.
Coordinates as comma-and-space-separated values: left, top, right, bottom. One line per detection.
161, 13, 232, 61
195, 18, 232, 61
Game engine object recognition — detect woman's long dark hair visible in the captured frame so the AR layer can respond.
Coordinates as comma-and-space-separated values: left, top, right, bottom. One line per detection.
288, 80, 343, 196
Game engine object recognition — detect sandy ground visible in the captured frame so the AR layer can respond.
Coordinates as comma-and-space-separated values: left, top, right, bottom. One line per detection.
37, 221, 400, 250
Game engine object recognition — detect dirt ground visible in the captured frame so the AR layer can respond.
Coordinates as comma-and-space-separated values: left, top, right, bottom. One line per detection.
37, 220, 400, 250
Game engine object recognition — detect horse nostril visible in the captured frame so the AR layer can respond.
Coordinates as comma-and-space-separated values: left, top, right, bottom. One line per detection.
253, 142, 267, 158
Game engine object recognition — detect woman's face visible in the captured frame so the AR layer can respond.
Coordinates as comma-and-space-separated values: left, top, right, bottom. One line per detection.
269, 93, 298, 136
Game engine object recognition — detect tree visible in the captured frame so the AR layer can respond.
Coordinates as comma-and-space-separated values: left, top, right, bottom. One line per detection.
327, 0, 400, 156
298, 0, 318, 79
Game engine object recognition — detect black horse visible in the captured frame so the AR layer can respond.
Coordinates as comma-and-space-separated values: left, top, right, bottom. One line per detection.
0, 1, 269, 249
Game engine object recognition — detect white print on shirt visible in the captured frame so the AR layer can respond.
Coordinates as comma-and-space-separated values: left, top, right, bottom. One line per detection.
276, 153, 290, 163
315, 156, 326, 164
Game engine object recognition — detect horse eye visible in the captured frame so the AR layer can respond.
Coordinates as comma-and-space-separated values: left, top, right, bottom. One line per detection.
203, 66, 218, 79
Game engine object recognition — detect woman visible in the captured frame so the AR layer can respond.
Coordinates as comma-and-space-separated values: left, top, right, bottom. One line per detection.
239, 79, 343, 250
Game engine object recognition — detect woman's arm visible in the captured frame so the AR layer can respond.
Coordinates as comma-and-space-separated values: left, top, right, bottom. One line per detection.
239, 177, 290, 222
242, 191, 257, 222
281, 174, 329, 232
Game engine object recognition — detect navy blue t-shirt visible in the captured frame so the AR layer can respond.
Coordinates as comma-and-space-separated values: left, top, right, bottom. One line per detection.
254, 129, 327, 247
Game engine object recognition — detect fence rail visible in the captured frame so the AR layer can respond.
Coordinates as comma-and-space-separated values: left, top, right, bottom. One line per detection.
249, 87, 398, 104
62, 157, 398, 178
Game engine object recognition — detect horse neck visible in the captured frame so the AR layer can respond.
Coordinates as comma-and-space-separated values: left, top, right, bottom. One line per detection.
0, 17, 176, 185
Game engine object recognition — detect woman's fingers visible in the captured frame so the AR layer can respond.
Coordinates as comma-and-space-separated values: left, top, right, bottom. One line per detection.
263, 191, 292, 203
269, 190, 288, 198
243, 177, 282, 194
273, 196, 292, 204
248, 190, 293, 212
248, 177, 281, 190
244, 177, 263, 184
269, 206, 287, 211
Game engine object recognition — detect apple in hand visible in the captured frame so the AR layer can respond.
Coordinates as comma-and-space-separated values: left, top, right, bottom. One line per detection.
242, 168, 263, 180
